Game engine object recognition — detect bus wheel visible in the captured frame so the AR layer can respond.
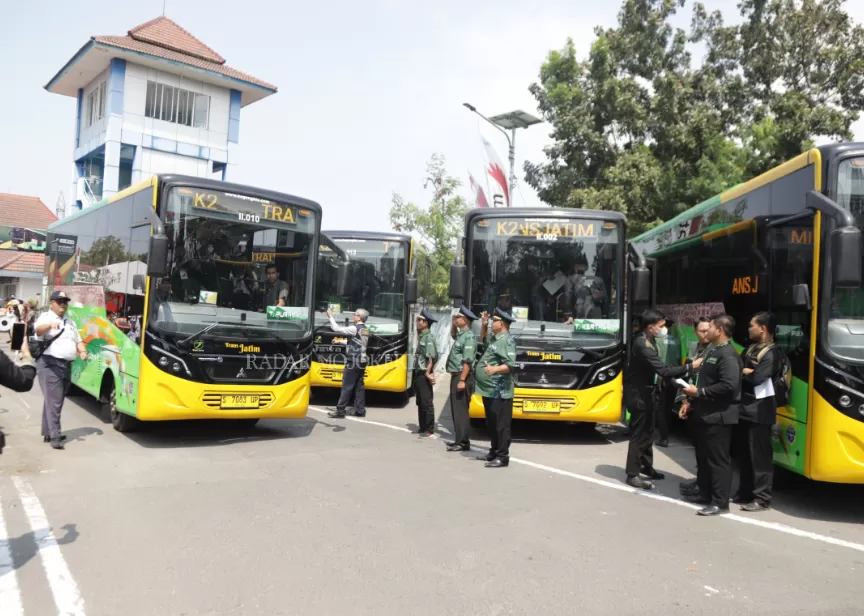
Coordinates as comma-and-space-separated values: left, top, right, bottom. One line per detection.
102, 380, 138, 433
236, 418, 260, 429
576, 422, 597, 432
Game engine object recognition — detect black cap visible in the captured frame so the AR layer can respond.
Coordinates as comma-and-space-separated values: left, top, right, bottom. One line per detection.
456, 305, 478, 321
492, 307, 515, 324
418, 309, 438, 324
49, 290, 70, 302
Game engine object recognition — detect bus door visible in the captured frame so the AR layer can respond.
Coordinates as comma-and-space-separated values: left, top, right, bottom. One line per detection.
764, 212, 816, 473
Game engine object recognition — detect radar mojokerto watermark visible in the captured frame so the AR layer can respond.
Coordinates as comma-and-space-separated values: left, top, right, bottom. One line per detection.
244, 353, 403, 371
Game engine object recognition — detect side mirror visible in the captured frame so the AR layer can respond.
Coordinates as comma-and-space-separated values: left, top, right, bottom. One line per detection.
449, 263, 466, 300
792, 283, 811, 310
404, 275, 418, 305
832, 226, 862, 288
631, 267, 651, 304
336, 263, 351, 296
146, 235, 170, 278
132, 274, 146, 291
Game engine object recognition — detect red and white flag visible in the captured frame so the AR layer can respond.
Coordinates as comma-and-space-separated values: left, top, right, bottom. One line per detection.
482, 138, 510, 208
468, 172, 489, 208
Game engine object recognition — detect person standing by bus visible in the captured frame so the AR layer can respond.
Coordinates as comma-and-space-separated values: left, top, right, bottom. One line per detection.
34, 291, 88, 450
681, 314, 742, 516
414, 310, 438, 438
327, 308, 370, 419
624, 309, 699, 490
680, 317, 713, 500
444, 305, 478, 452
474, 308, 517, 468
735, 311, 779, 512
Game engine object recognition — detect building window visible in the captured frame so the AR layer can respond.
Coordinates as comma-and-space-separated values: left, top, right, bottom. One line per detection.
145, 81, 210, 129
87, 82, 107, 127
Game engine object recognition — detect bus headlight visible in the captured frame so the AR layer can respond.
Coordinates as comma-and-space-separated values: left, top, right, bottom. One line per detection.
839, 394, 852, 408
158, 357, 169, 367
858, 404, 864, 417
597, 372, 608, 382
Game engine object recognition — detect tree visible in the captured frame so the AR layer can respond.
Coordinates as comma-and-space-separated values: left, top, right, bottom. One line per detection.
525, 0, 864, 234
390, 154, 469, 307
81, 236, 129, 268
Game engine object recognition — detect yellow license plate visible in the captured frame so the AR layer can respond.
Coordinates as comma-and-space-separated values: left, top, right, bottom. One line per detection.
523, 399, 561, 413
331, 371, 343, 382
220, 395, 260, 410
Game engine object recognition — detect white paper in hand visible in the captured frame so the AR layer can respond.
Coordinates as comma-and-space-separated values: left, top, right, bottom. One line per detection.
754, 378, 775, 400
673, 378, 689, 388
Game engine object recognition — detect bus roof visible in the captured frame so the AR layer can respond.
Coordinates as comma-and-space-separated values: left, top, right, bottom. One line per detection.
323, 230, 412, 243
50, 174, 322, 231
465, 207, 626, 226
632, 142, 864, 246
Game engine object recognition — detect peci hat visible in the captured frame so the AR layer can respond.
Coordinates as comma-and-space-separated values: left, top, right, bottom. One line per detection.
492, 307, 515, 325
418, 309, 438, 325
456, 305, 478, 321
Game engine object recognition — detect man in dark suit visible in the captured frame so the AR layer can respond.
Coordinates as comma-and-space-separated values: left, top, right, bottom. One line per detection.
681, 314, 742, 516
735, 311, 779, 512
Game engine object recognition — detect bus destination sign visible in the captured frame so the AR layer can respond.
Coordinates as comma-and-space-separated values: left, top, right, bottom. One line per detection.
478, 218, 607, 240
179, 188, 310, 227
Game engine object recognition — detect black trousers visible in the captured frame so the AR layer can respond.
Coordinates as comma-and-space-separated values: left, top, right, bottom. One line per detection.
483, 396, 513, 459
688, 419, 709, 494
735, 421, 774, 505
414, 371, 435, 433
336, 365, 366, 415
700, 423, 733, 508
448, 374, 472, 446
656, 387, 673, 441
625, 390, 655, 477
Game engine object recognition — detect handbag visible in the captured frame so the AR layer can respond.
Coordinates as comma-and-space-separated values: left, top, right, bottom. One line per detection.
29, 318, 65, 360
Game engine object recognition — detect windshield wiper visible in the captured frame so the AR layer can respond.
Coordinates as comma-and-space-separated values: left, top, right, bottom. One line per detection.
178, 321, 224, 348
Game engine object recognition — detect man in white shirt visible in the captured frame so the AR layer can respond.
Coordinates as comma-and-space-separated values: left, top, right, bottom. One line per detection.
34, 290, 88, 449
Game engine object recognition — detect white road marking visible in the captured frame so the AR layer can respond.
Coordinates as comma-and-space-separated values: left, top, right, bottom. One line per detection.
0, 496, 24, 616
308, 406, 864, 555
12, 477, 86, 616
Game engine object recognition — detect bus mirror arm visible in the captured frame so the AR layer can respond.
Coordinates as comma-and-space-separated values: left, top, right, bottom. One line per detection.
142, 207, 170, 278
627, 242, 651, 305
806, 191, 862, 288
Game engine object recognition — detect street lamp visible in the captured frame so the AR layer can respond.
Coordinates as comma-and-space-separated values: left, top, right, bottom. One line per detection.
463, 103, 542, 205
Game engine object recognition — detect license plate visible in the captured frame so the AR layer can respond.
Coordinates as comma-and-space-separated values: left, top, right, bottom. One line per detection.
220, 395, 260, 410
523, 399, 560, 413
331, 371, 343, 382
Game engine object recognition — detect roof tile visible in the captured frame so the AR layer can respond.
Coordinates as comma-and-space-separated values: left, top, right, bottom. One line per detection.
0, 251, 45, 274
0, 194, 57, 230
128, 16, 226, 65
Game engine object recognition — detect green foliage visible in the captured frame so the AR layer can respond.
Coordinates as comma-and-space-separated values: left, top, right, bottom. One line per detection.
81, 236, 129, 268
389, 154, 469, 307
526, 0, 864, 235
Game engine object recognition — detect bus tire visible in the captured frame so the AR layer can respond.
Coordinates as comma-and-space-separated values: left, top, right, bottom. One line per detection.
236, 418, 260, 429
102, 378, 138, 433
576, 422, 597, 432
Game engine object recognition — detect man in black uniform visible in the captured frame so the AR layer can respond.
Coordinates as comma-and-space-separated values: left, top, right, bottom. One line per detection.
735, 311, 779, 512
414, 309, 438, 437
681, 314, 742, 516
624, 309, 699, 490
680, 317, 713, 499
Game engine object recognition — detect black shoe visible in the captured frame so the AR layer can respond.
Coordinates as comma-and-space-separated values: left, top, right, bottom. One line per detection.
476, 453, 496, 462
740, 501, 770, 512
626, 475, 654, 490
50, 439, 65, 450
697, 505, 729, 516
44, 435, 67, 443
731, 494, 751, 505
656, 438, 669, 448
328, 410, 346, 418
446, 443, 469, 452
353, 412, 366, 418
641, 468, 665, 480
680, 484, 701, 497
485, 458, 509, 468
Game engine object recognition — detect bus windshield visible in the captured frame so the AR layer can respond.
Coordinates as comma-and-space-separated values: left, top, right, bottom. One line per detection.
149, 187, 317, 342
468, 217, 622, 347
829, 156, 864, 362
315, 238, 407, 334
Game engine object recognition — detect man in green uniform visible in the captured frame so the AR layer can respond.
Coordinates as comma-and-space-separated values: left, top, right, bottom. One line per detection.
414, 309, 438, 438
444, 305, 478, 452
474, 307, 517, 468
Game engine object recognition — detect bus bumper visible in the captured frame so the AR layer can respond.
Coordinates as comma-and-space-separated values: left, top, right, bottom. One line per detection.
807, 390, 864, 484
310, 354, 408, 392
468, 373, 623, 423
136, 355, 310, 421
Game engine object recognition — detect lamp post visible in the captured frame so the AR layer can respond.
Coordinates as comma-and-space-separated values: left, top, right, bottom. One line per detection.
463, 103, 541, 206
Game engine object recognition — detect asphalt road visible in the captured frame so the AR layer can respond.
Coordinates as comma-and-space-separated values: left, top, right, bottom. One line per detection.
0, 370, 862, 615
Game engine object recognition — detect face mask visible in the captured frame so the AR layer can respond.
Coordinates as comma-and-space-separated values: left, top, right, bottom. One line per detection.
653, 326, 668, 338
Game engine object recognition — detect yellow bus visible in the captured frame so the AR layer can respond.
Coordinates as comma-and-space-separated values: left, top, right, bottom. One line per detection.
448, 208, 649, 427
44, 175, 322, 432
633, 143, 864, 483
312, 231, 418, 397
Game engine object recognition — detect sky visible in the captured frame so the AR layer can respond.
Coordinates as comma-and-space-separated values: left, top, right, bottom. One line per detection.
2, 0, 864, 232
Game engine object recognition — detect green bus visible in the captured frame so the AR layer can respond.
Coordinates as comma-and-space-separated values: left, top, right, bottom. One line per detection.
632, 144, 864, 484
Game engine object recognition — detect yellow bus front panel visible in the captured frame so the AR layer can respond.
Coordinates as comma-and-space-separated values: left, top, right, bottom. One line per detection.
310, 354, 408, 392
137, 355, 310, 421
468, 373, 623, 423
807, 390, 864, 484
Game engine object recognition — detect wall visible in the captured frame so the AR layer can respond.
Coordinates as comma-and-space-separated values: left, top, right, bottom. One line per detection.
122, 63, 231, 184
77, 68, 109, 157
17, 278, 42, 302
